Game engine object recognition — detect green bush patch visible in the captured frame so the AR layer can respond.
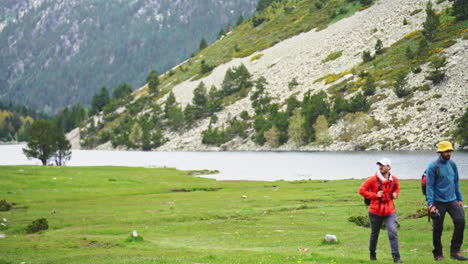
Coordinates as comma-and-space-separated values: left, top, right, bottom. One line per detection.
322, 50, 343, 63
0, 200, 12, 211
348, 215, 370, 227
26, 218, 48, 233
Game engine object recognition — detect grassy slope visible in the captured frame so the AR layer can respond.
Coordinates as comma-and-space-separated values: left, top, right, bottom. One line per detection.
1, 166, 467, 263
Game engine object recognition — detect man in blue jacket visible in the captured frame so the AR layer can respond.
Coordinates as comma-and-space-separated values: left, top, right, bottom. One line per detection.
427, 141, 466, 261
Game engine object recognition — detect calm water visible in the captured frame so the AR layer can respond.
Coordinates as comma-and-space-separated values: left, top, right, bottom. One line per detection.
1, 144, 467, 181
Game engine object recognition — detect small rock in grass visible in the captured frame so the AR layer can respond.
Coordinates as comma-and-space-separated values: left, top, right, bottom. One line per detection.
325, 234, 338, 243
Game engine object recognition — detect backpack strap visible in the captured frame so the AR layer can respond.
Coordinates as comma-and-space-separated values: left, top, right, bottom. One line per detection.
449, 160, 458, 176
376, 176, 382, 208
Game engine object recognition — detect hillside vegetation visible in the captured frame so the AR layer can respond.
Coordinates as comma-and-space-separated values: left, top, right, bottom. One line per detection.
1, 166, 467, 263
74, 0, 468, 151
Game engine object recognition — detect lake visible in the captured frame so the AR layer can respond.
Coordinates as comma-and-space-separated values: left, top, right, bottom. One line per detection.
1, 144, 467, 181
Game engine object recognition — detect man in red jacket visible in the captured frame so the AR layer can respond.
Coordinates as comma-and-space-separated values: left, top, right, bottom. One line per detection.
359, 158, 403, 263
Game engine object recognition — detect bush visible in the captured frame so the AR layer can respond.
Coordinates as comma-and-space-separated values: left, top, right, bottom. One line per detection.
348, 215, 370, 227
0, 200, 12, 211
393, 72, 412, 98
252, 15, 266, 27
411, 65, 422, 74
240, 111, 250, 120
322, 51, 343, 63
26, 218, 48, 233
362, 50, 373, 62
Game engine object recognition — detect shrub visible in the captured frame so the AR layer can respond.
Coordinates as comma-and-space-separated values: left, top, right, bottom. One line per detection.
288, 77, 300, 90
411, 65, 422, 74
417, 84, 431, 91
362, 50, 373, 62
252, 15, 266, 27
363, 74, 376, 96
426, 56, 447, 84
314, 2, 323, 9
250, 53, 264, 62
0, 200, 12, 211
408, 207, 428, 219
405, 46, 415, 59
240, 111, 250, 120
200, 60, 214, 74
375, 39, 383, 55
410, 9, 422, 16
322, 51, 343, 63
26, 218, 48, 233
403, 18, 409, 25
348, 215, 370, 227
393, 72, 412, 98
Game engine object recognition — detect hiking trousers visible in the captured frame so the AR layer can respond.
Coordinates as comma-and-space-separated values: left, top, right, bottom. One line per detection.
432, 200, 465, 257
369, 212, 400, 255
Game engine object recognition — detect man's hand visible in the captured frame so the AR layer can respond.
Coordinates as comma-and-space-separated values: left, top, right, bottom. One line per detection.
377, 191, 383, 197
459, 201, 464, 208
429, 205, 437, 213
392, 192, 397, 199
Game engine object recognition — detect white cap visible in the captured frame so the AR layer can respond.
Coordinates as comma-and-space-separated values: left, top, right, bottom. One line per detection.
376, 158, 391, 167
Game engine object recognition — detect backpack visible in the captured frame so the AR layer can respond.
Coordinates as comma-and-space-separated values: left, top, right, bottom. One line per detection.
364, 177, 382, 206
421, 160, 457, 197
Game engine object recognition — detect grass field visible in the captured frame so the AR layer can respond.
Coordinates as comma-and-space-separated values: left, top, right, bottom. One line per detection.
0, 166, 467, 263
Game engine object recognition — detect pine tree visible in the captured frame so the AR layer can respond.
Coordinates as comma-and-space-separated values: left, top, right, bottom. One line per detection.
199, 37, 208, 51
192, 82, 207, 118
426, 56, 448, 84
146, 70, 160, 95
164, 92, 177, 118
206, 85, 223, 114
363, 74, 376, 96
375, 39, 383, 55
393, 72, 412, 98
113, 83, 133, 100
236, 14, 244, 26
423, 1, 439, 41
453, 0, 468, 21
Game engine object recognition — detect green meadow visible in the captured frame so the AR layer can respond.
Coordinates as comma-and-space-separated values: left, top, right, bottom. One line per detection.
0, 166, 467, 263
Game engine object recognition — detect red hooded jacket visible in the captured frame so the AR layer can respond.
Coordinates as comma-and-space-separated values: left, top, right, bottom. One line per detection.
359, 173, 400, 216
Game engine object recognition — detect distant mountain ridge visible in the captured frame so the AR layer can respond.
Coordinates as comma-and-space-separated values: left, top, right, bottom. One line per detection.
0, 0, 258, 113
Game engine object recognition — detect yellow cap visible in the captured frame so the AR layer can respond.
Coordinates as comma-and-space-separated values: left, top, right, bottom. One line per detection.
437, 141, 454, 153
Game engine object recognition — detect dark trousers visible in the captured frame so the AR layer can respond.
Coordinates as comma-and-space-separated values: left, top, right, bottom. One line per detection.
432, 200, 465, 257
369, 212, 400, 255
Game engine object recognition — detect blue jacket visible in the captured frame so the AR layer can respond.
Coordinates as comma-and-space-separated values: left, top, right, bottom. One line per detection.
426, 158, 463, 206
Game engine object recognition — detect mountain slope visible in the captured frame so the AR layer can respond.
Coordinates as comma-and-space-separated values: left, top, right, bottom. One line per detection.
0, 0, 258, 113
160, 0, 467, 151
73, 0, 468, 151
